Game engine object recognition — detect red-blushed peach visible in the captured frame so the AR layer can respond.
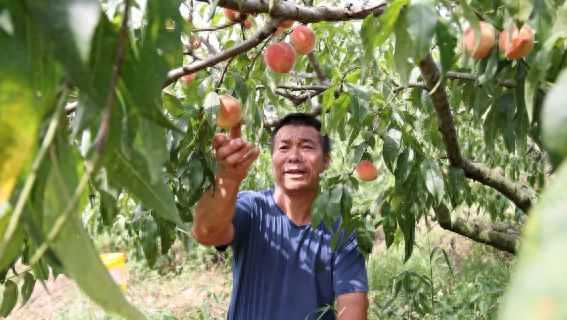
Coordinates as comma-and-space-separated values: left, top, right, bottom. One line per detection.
290, 25, 316, 55
263, 42, 296, 73
499, 24, 535, 59
463, 21, 496, 59
355, 160, 378, 181
217, 95, 242, 130
182, 73, 196, 84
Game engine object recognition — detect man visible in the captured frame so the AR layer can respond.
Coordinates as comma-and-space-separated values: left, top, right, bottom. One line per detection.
192, 113, 368, 319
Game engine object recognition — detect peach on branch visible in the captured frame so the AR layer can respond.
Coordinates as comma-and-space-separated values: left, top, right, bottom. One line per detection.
223, 8, 246, 22
217, 95, 242, 130
263, 42, 296, 73
244, 17, 252, 29
499, 24, 535, 59
290, 25, 316, 55
463, 21, 496, 59
355, 160, 377, 181
191, 35, 201, 49
182, 73, 196, 84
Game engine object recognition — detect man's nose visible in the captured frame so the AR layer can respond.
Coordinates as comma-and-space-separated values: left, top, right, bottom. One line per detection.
287, 146, 301, 161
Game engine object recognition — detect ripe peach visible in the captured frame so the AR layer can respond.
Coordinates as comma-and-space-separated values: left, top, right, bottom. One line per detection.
223, 8, 245, 22
274, 20, 294, 35
244, 17, 252, 29
191, 35, 201, 49
290, 25, 316, 55
355, 160, 377, 181
217, 95, 242, 130
182, 73, 196, 84
263, 42, 296, 73
463, 21, 496, 59
499, 24, 535, 59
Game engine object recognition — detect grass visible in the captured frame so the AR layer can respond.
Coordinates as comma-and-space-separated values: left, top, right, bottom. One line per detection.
21, 226, 513, 320
367, 228, 513, 320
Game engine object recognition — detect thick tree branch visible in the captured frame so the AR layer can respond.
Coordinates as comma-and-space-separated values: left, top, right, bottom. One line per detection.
418, 53, 535, 213
163, 18, 285, 88
434, 204, 520, 254
200, 0, 387, 23
463, 160, 535, 212
418, 54, 465, 167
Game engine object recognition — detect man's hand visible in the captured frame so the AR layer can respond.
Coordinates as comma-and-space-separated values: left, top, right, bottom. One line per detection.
212, 122, 260, 184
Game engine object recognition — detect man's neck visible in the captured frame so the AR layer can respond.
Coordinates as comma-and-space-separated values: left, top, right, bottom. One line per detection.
273, 187, 318, 226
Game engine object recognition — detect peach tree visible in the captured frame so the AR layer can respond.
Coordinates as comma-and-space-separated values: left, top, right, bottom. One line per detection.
0, 0, 566, 318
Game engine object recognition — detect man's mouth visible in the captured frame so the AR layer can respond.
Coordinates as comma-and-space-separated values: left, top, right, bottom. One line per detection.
284, 168, 307, 176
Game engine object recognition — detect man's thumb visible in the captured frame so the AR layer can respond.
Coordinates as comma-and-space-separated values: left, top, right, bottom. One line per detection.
230, 122, 242, 139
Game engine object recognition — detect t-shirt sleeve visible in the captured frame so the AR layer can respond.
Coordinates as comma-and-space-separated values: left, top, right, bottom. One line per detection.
333, 232, 368, 296
230, 191, 255, 250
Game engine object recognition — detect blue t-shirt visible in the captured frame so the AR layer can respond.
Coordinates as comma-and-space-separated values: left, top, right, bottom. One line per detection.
225, 189, 368, 320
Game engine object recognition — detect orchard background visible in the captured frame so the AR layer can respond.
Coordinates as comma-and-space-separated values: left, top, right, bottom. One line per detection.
1, 0, 566, 318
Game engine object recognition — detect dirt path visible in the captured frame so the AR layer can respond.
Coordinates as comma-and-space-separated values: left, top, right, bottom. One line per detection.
7, 267, 231, 320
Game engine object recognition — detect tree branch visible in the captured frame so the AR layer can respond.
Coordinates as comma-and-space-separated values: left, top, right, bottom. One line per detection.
199, 0, 387, 23
434, 204, 520, 254
418, 53, 535, 213
307, 52, 328, 83
446, 71, 517, 88
418, 54, 464, 167
163, 18, 284, 88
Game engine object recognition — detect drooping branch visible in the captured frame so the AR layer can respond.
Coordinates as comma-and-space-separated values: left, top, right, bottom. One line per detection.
307, 52, 328, 83
163, 18, 285, 88
198, 0, 387, 23
434, 204, 520, 254
193, 21, 239, 32
446, 71, 517, 88
418, 53, 535, 213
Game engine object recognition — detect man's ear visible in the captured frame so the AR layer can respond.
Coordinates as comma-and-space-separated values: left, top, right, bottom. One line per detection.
323, 153, 331, 170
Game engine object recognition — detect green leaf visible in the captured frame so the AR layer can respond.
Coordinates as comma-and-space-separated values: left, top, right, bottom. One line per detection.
435, 20, 457, 75
394, 148, 414, 187
203, 91, 220, 126
139, 119, 168, 185
499, 93, 517, 153
406, 1, 438, 60
477, 48, 499, 85
503, 0, 533, 22
447, 165, 466, 208
139, 215, 158, 268
0, 205, 24, 272
20, 272, 35, 306
382, 128, 402, 173
360, 0, 408, 62
397, 205, 415, 262
500, 162, 567, 319
43, 127, 145, 320
380, 202, 397, 248
421, 160, 445, 205
0, 78, 39, 206
542, 70, 567, 164
26, 0, 101, 65
106, 149, 186, 228
0, 280, 17, 317
394, 13, 413, 86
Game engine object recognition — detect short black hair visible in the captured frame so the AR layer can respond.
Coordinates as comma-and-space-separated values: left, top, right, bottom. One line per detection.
270, 113, 330, 154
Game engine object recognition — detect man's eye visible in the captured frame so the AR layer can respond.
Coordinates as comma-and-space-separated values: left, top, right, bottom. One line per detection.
279, 145, 289, 150
302, 145, 314, 149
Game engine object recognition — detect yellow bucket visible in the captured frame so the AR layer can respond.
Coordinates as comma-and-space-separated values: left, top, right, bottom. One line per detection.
100, 252, 129, 291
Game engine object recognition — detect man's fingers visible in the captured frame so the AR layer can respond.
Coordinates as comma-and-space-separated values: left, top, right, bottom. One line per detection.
230, 122, 242, 139
212, 134, 229, 151
215, 139, 248, 161
234, 147, 260, 170
221, 144, 255, 166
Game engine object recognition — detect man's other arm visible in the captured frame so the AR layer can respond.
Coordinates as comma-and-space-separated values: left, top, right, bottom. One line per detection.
192, 124, 259, 246
336, 292, 368, 320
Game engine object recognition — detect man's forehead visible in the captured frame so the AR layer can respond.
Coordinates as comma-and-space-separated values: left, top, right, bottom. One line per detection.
274, 125, 320, 142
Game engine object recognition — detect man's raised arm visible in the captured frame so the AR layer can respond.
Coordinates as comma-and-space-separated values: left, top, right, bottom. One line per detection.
191, 124, 260, 246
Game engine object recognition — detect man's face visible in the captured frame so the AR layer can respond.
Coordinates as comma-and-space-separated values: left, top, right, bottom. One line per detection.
272, 125, 329, 194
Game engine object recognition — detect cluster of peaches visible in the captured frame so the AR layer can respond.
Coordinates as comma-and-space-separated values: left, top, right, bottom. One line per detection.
180, 8, 378, 181
463, 21, 535, 60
